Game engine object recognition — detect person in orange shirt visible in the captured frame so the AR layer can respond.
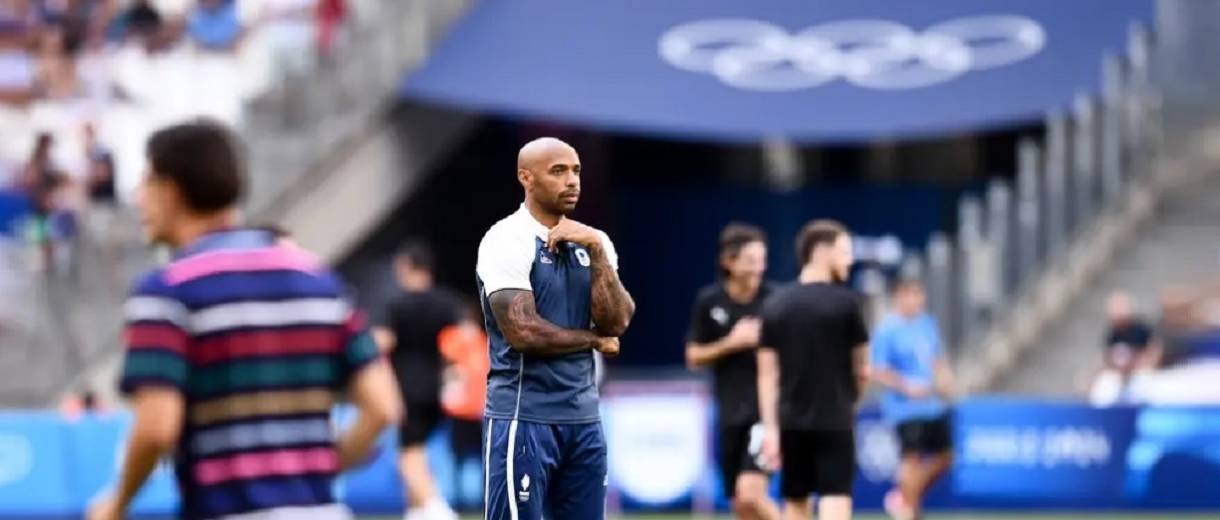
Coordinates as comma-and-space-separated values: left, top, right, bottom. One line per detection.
437, 307, 489, 511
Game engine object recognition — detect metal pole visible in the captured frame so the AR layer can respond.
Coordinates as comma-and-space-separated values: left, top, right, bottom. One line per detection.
1044, 111, 1069, 261
1072, 92, 1098, 228
1100, 53, 1125, 204
1126, 23, 1152, 182
1015, 139, 1042, 286
957, 195, 986, 344
924, 233, 955, 354
985, 180, 1014, 300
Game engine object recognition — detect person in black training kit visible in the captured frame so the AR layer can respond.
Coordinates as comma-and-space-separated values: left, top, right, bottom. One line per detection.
375, 242, 462, 520
757, 220, 870, 520
686, 223, 779, 520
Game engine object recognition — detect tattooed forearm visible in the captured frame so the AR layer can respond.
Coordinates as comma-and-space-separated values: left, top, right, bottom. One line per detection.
488, 289, 601, 355
588, 248, 635, 337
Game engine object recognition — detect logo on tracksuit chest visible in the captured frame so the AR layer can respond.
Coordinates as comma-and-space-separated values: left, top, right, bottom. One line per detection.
539, 244, 591, 267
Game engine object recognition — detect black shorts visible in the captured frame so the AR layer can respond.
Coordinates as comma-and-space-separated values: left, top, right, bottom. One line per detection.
896, 413, 953, 455
779, 429, 855, 499
399, 401, 442, 447
717, 423, 770, 498
450, 418, 483, 458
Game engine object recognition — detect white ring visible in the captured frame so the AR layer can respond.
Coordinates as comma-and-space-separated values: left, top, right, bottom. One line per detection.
658, 14, 1047, 91
925, 15, 1046, 70
658, 18, 789, 73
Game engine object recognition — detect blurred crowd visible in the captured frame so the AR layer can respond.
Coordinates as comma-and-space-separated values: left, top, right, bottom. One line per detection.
0, 0, 361, 239
0, 0, 362, 340
0, 0, 347, 108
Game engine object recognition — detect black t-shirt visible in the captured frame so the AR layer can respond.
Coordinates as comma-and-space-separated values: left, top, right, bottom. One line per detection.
1106, 319, 1152, 352
384, 287, 463, 404
760, 282, 869, 431
687, 282, 773, 426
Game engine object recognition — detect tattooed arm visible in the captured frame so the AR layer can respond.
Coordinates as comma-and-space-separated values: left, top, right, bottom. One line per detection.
488, 289, 601, 355
586, 242, 635, 337
547, 220, 636, 337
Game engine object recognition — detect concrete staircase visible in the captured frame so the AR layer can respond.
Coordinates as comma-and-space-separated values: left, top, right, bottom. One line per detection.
993, 170, 1220, 395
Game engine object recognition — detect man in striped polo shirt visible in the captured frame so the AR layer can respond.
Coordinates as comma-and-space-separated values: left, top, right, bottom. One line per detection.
88, 121, 402, 520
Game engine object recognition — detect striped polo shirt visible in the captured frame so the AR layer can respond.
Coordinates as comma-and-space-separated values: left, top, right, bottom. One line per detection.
119, 229, 378, 520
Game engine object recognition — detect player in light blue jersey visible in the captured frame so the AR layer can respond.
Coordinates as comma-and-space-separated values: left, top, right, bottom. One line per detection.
476, 137, 635, 520
871, 279, 956, 520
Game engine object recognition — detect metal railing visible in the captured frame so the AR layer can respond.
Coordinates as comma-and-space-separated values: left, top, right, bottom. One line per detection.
857, 24, 1167, 385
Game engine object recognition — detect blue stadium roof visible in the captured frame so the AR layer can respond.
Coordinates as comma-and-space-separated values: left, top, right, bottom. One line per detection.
402, 0, 1153, 142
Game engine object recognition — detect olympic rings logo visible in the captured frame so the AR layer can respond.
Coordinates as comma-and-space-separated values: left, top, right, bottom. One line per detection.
659, 15, 1046, 91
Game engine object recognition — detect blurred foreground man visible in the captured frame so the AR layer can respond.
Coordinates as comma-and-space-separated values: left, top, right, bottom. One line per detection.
375, 242, 463, 520
685, 223, 779, 520
89, 121, 402, 520
870, 280, 955, 520
758, 220, 869, 520
477, 137, 635, 520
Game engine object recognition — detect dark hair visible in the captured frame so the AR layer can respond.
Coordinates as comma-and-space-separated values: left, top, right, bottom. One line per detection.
718, 222, 766, 278
396, 241, 434, 273
146, 120, 244, 213
795, 219, 847, 266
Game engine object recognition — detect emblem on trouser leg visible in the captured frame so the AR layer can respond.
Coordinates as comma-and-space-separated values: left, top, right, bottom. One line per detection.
518, 474, 531, 503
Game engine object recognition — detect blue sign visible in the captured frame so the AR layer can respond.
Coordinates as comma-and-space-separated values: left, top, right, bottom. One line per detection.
953, 399, 1138, 505
65, 414, 179, 517
2, 398, 1219, 517
403, 0, 1152, 141
0, 412, 74, 517
1126, 407, 1220, 507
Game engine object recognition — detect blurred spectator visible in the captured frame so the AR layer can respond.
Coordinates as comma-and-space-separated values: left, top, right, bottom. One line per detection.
1088, 291, 1158, 406
315, 0, 343, 56
82, 122, 114, 206
1103, 291, 1159, 369
187, 0, 244, 51
20, 132, 78, 274
81, 121, 121, 264
0, 0, 37, 105
38, 0, 95, 48
35, 23, 83, 100
20, 132, 60, 190
106, 0, 166, 50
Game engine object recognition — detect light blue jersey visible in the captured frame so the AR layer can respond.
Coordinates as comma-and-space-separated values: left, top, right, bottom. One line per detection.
872, 313, 948, 424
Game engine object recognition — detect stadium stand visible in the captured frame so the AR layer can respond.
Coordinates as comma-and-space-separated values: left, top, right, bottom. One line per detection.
0, 0, 474, 408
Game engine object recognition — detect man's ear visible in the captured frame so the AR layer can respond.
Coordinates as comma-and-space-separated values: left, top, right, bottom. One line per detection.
517, 168, 531, 189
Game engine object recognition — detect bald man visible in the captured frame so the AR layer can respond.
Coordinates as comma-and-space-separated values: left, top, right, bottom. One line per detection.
476, 138, 636, 520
